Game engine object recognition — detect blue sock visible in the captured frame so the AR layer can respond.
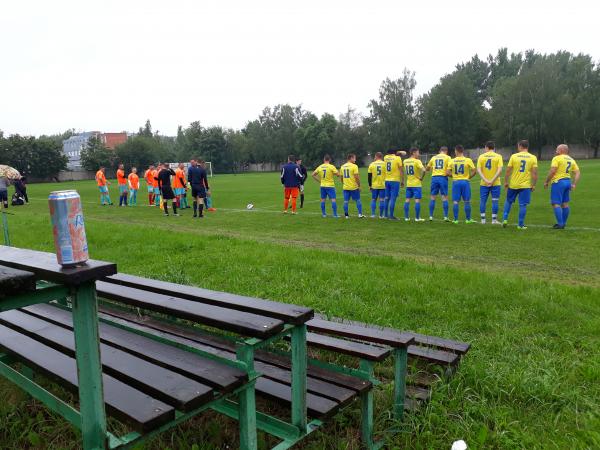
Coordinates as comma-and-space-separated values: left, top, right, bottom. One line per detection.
465, 202, 471, 220
492, 199, 499, 216
320, 202, 326, 215
404, 202, 410, 218
332, 202, 338, 216
415, 202, 421, 219
383, 199, 389, 217
389, 197, 397, 218
356, 200, 363, 215
480, 197, 487, 215
453, 203, 459, 220
106, 195, 111, 204
100, 194, 105, 204
429, 199, 435, 217
562, 206, 570, 225
503, 202, 512, 221
379, 201, 385, 217
443, 200, 449, 218
553, 206, 563, 226
371, 199, 376, 216
518, 204, 527, 227
343, 201, 349, 216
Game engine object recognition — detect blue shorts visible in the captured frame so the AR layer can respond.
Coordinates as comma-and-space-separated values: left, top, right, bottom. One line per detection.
430, 176, 448, 196
320, 187, 336, 200
480, 185, 501, 200
405, 187, 422, 199
98, 186, 108, 194
147, 185, 154, 193
506, 188, 531, 205
385, 181, 400, 199
153, 187, 161, 195
118, 184, 128, 194
371, 188, 386, 200
343, 189, 360, 202
174, 188, 185, 196
550, 179, 571, 204
452, 180, 471, 202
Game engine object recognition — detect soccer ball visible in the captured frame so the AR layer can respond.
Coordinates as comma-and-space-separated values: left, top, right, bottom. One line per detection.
246, 203, 254, 210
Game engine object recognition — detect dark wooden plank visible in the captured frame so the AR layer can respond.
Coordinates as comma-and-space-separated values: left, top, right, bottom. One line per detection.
255, 377, 342, 419
0, 246, 116, 286
0, 266, 35, 299
104, 273, 314, 325
0, 324, 173, 432
303, 332, 391, 362
23, 304, 247, 393
408, 345, 460, 366
406, 332, 471, 354
96, 306, 357, 405
0, 310, 214, 411
406, 385, 431, 401
307, 318, 414, 348
315, 314, 470, 355
96, 281, 284, 339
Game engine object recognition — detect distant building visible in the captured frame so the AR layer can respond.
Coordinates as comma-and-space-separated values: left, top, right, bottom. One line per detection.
62, 131, 128, 169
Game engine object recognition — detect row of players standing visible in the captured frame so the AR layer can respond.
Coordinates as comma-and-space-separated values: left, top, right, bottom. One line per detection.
95, 160, 212, 217
301, 140, 580, 229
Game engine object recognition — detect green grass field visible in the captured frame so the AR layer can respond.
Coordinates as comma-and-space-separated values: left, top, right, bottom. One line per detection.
2, 160, 600, 449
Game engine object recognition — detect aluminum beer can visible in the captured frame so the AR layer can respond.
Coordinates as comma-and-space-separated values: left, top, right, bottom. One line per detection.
48, 190, 89, 266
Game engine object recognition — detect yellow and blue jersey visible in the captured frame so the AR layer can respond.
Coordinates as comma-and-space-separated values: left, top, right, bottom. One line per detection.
340, 162, 360, 190
383, 154, 403, 182
507, 152, 538, 189
477, 151, 503, 186
403, 157, 425, 187
368, 160, 386, 189
427, 153, 451, 176
449, 157, 475, 181
314, 163, 339, 187
550, 154, 579, 184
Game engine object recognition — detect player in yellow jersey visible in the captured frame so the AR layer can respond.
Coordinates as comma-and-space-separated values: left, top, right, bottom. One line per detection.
447, 145, 476, 224
544, 144, 581, 229
402, 148, 426, 221
502, 140, 538, 229
311, 154, 339, 218
383, 149, 403, 219
339, 153, 364, 219
426, 146, 451, 221
367, 152, 386, 218
477, 141, 504, 224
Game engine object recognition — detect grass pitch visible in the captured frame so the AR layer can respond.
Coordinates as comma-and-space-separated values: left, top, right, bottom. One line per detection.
1, 160, 600, 449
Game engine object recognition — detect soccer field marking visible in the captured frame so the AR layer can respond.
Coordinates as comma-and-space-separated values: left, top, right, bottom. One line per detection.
26, 197, 600, 232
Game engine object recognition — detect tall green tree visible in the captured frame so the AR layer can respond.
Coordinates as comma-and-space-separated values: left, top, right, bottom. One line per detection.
80, 136, 115, 171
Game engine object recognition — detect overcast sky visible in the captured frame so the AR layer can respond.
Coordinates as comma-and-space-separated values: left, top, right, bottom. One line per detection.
1, 0, 598, 137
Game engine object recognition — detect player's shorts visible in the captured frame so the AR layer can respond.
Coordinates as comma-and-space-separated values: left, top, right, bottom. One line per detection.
550, 179, 571, 204
98, 186, 108, 194
385, 181, 400, 199
153, 187, 161, 195
174, 188, 185, 196
480, 185, 501, 200
430, 176, 448, 196
284, 187, 299, 199
405, 187, 422, 199
191, 184, 207, 198
320, 187, 336, 199
118, 184, 127, 194
506, 187, 531, 205
161, 186, 175, 200
452, 180, 471, 202
147, 185, 154, 193
343, 189, 360, 202
371, 188, 385, 200
0, 190, 7, 203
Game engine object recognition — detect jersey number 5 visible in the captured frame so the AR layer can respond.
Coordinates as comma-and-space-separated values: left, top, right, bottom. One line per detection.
376, 166, 382, 175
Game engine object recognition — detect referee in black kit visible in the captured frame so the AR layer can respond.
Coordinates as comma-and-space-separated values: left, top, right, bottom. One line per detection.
187, 159, 210, 218
296, 157, 308, 208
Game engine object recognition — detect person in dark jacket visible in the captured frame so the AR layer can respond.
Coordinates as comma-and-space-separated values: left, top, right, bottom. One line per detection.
281, 155, 303, 214
157, 163, 178, 216
187, 159, 210, 218
14, 177, 28, 203
296, 158, 308, 208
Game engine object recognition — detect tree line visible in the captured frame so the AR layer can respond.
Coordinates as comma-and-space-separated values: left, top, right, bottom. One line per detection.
2, 48, 599, 177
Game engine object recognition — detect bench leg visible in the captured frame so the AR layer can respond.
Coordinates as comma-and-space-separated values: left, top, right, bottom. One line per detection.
237, 344, 258, 450
393, 347, 408, 420
359, 360, 376, 449
72, 282, 107, 450
290, 324, 307, 433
